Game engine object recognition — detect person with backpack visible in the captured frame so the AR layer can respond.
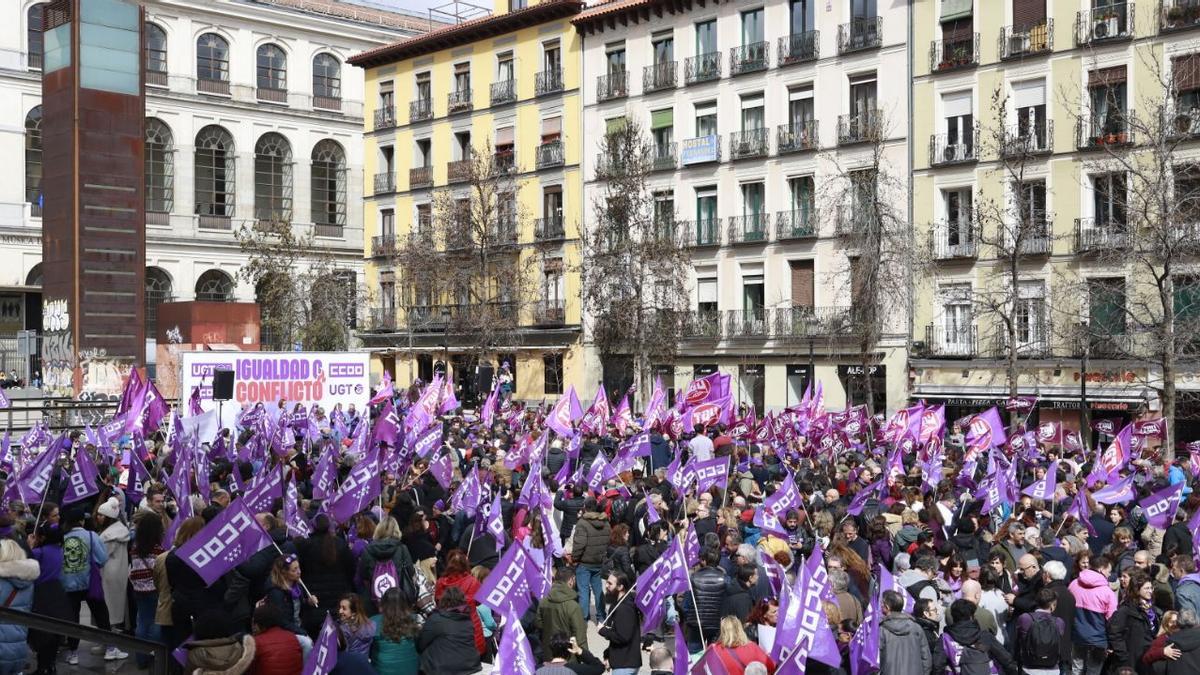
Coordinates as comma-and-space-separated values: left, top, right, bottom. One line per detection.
943, 599, 1017, 675
1014, 587, 1065, 675
912, 598, 947, 675
1107, 572, 1160, 675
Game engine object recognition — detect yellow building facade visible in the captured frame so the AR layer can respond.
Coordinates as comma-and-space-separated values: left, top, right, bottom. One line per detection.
350, 0, 585, 403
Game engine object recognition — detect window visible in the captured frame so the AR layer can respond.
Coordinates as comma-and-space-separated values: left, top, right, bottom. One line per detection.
27, 4, 44, 69
850, 74, 877, 119
380, 146, 395, 176
195, 269, 234, 302
695, 102, 717, 136
145, 23, 167, 78
789, 176, 815, 223
495, 127, 514, 169
1015, 281, 1046, 351
312, 140, 346, 229
939, 284, 973, 353
651, 108, 674, 149
145, 267, 173, 334
606, 43, 626, 74
790, 260, 814, 308
1013, 79, 1047, 143
695, 19, 716, 55
1016, 180, 1047, 231
742, 182, 765, 220
543, 186, 563, 225
696, 187, 718, 224
497, 52, 514, 82
654, 191, 675, 231
197, 33, 230, 82
1092, 173, 1126, 227
543, 258, 564, 308
1089, 278, 1126, 337
790, 0, 814, 33
454, 131, 471, 161
24, 106, 42, 206
742, 272, 765, 318
944, 187, 973, 246
195, 126, 235, 217
454, 62, 470, 93
1087, 67, 1128, 141
257, 44, 287, 91
313, 54, 341, 100
543, 353, 563, 395
415, 139, 431, 168
852, 0, 878, 19
543, 41, 561, 73
741, 94, 764, 130
541, 116, 562, 143
653, 32, 674, 64
414, 73, 430, 102
380, 208, 395, 237
1175, 54, 1200, 118
942, 91, 974, 159
510, 0, 528, 9
254, 133, 292, 222
145, 118, 174, 214
742, 8, 764, 45
1178, 164, 1200, 224
698, 276, 718, 315
849, 169, 877, 227
789, 86, 814, 127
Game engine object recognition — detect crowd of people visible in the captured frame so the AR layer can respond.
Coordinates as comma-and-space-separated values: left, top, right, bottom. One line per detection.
0, 372, 1197, 675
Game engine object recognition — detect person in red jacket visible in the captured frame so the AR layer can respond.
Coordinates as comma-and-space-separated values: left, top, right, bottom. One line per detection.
699, 616, 777, 674
249, 604, 303, 675
432, 549, 486, 656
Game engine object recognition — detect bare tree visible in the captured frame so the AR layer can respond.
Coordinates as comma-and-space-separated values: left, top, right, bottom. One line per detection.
581, 119, 691, 403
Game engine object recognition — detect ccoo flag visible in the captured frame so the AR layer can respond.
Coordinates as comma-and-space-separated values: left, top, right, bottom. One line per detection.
302, 613, 338, 675
1139, 481, 1184, 529
176, 499, 274, 586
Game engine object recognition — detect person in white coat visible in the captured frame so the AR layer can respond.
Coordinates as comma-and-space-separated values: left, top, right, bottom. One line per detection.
96, 497, 132, 645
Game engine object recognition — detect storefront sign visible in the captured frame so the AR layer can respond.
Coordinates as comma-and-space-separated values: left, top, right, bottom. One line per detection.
838, 364, 885, 378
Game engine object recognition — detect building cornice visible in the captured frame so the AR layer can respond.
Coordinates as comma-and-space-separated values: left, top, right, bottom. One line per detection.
572, 0, 733, 36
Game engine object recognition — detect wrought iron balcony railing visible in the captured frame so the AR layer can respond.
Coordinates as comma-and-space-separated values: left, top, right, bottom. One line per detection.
409, 166, 432, 189
1076, 114, 1135, 150
447, 160, 471, 184
682, 310, 723, 339
776, 209, 817, 240
731, 42, 769, 75
373, 106, 396, 130
774, 306, 857, 338
929, 128, 979, 165
838, 17, 882, 53
534, 216, 565, 241
838, 110, 881, 145
1075, 218, 1130, 252
778, 120, 818, 153
371, 234, 397, 258
930, 224, 979, 260
651, 142, 677, 171
999, 20, 1053, 60
536, 140, 564, 168
1016, 217, 1052, 255
371, 306, 397, 331
726, 309, 770, 337
685, 52, 722, 84
923, 324, 978, 358
683, 219, 722, 247
643, 61, 677, 92
1001, 120, 1053, 157
1162, 0, 1200, 32
727, 214, 770, 245
729, 128, 769, 159
535, 69, 563, 96
533, 299, 566, 326
373, 172, 396, 195
597, 71, 628, 101
490, 79, 516, 105
447, 89, 472, 114
1076, 2, 1134, 45
409, 98, 432, 122
778, 31, 819, 66
930, 34, 979, 72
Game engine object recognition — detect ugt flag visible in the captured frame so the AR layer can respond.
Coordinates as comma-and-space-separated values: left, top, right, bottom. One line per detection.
176, 499, 274, 586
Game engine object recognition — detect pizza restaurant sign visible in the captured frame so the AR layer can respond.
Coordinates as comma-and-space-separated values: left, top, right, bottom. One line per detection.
1071, 370, 1139, 384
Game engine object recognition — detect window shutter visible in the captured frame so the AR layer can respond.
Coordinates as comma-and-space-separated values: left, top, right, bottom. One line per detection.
541, 116, 561, 140
1089, 66, 1127, 88
651, 108, 673, 129
941, 0, 973, 22
941, 18, 972, 42
1175, 54, 1200, 92
606, 117, 627, 134
790, 260, 814, 308
1012, 0, 1045, 26
496, 127, 514, 146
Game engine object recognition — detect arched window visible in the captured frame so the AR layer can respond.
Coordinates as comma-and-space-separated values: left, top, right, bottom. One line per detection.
311, 139, 345, 233
195, 269, 234, 302
25, 263, 42, 288
313, 53, 341, 108
25, 106, 42, 209
28, 4, 45, 70
255, 133, 292, 222
257, 43, 287, 97
145, 267, 173, 334
145, 118, 174, 217
145, 23, 167, 85
194, 125, 235, 220
197, 33, 229, 91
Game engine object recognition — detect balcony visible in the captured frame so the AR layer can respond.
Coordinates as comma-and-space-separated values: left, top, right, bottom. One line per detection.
838, 17, 882, 54
28, 52, 42, 70
447, 160, 471, 184
444, 228, 474, 252
1001, 120, 1053, 157
147, 210, 168, 225
728, 214, 770, 245
536, 140, 564, 168
1076, 114, 1134, 151
371, 307, 397, 331
597, 71, 628, 101
313, 223, 342, 238
410, 99, 432, 122
447, 90, 472, 114
683, 219, 721, 247
680, 135, 722, 165
197, 213, 232, 230
991, 319, 1051, 359
929, 128, 979, 165
257, 87, 287, 103
535, 69, 563, 96
1072, 329, 1135, 359
930, 224, 978, 260
30, 203, 43, 218
1077, 3, 1133, 45
491, 79, 516, 106
999, 21, 1053, 60
373, 106, 396, 130
835, 208, 878, 237
923, 324, 978, 358
838, 110, 881, 145
197, 78, 230, 95
729, 128, 769, 160
314, 95, 341, 111
777, 121, 819, 153
371, 234, 398, 258
533, 216, 564, 242
651, 142, 677, 171
726, 309, 770, 338
491, 220, 518, 247
683, 310, 723, 339
493, 150, 516, 175
778, 31, 819, 66
929, 34, 979, 72
408, 228, 434, 249
731, 42, 769, 75
409, 166, 432, 189
643, 61, 677, 92
533, 299, 566, 326
776, 209, 817, 240
684, 52, 721, 84
147, 70, 168, 87
1075, 218, 1130, 252
774, 306, 856, 338
373, 172, 396, 195
1162, 0, 1200, 32
1016, 218, 1052, 255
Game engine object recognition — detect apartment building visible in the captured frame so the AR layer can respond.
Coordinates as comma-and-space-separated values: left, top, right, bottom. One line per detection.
351, 0, 586, 403
574, 0, 910, 413
0, 0, 428, 379
910, 0, 1200, 438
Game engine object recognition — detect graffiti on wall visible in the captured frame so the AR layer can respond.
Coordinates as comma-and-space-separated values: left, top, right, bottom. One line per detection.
41, 299, 74, 397
79, 347, 129, 397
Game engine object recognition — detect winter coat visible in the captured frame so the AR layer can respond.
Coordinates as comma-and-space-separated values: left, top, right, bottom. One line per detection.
250, 626, 302, 675
166, 549, 227, 634
264, 583, 308, 635
879, 613, 931, 675
914, 615, 947, 675
597, 588, 641, 669
416, 608, 482, 675
554, 494, 585, 541
185, 634, 256, 675
1164, 626, 1200, 675
570, 512, 610, 567
295, 533, 355, 611
720, 580, 754, 624
369, 614, 419, 675
682, 567, 728, 638
538, 582, 587, 648
1069, 568, 1117, 647
703, 643, 776, 674
633, 539, 666, 574
99, 520, 131, 624
544, 448, 567, 479
1176, 576, 1200, 618
649, 434, 672, 473
1159, 521, 1193, 565
1045, 578, 1076, 666
356, 537, 414, 594
603, 544, 634, 582
1107, 603, 1157, 674
61, 527, 106, 593
433, 573, 486, 654
943, 617, 1017, 675
0, 558, 39, 675
225, 528, 294, 625
949, 532, 989, 568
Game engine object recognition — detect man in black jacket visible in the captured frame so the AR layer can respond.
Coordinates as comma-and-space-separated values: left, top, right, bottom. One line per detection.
719, 564, 756, 623
555, 484, 586, 543
679, 549, 727, 652
944, 599, 1017, 675
597, 571, 641, 674
1042, 560, 1075, 671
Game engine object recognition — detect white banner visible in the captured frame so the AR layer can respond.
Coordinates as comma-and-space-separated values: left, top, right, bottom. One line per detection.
178, 351, 371, 413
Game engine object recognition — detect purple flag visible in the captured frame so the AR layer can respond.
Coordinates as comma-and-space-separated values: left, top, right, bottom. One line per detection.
847, 479, 882, 516
849, 589, 880, 675
483, 492, 506, 546
125, 456, 149, 506
684, 521, 700, 567
1139, 481, 1184, 529
773, 552, 841, 667
617, 432, 651, 461
164, 492, 194, 549
645, 496, 661, 525
0, 387, 9, 410
674, 621, 690, 672
429, 452, 454, 489
325, 445, 380, 523
188, 386, 204, 417
693, 456, 729, 493
243, 467, 284, 514
479, 382, 500, 428
1093, 474, 1136, 504
301, 613, 338, 675
760, 550, 787, 598
1069, 486, 1098, 537
1022, 460, 1059, 501
372, 399, 403, 448
680, 372, 731, 409
477, 541, 538, 619
412, 421, 443, 460
665, 454, 695, 494
311, 447, 338, 500
965, 406, 1005, 457
634, 538, 689, 629
496, 610, 537, 675
62, 449, 100, 505
284, 481, 312, 538
1100, 424, 1133, 480
176, 499, 273, 586
14, 440, 63, 504
368, 371, 393, 406
546, 385, 583, 437
585, 454, 617, 493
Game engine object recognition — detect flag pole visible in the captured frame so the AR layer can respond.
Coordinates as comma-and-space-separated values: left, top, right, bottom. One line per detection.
595, 583, 637, 630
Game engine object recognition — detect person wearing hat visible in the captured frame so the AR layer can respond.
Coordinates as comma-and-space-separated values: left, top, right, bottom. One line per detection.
96, 496, 131, 653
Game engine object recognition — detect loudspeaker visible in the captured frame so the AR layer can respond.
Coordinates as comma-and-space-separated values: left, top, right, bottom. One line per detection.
476, 363, 494, 394
212, 369, 235, 401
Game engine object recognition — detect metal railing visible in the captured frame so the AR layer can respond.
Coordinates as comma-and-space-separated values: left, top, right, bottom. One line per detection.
28, 52, 42, 70
447, 160, 471, 184
1001, 120, 1053, 156
1162, 0, 1200, 32
778, 120, 819, 153
685, 52, 722, 84
774, 306, 857, 338
409, 166, 431, 188
257, 87, 287, 103
683, 310, 723, 339
146, 70, 168, 87
373, 172, 396, 194
536, 140, 564, 168
374, 106, 396, 130
597, 71, 628, 100
727, 214, 770, 244
535, 69, 563, 96
1077, 3, 1134, 44
651, 142, 677, 171
838, 110, 881, 145
371, 306, 397, 331
923, 324, 978, 358
313, 95, 341, 110
835, 206, 878, 237
776, 209, 817, 240
197, 77, 230, 95
930, 34, 979, 72
1016, 219, 1052, 255
491, 79, 516, 105
313, 223, 342, 238
990, 319, 1051, 359
197, 214, 232, 230
683, 219, 722, 247
409, 229, 434, 248
534, 299, 566, 325
929, 128, 979, 165
1076, 114, 1135, 150
930, 224, 979, 259
839, 17, 882, 53
726, 309, 770, 337
731, 42, 769, 75
534, 216, 565, 241
371, 235, 397, 257
643, 61, 677, 92
447, 89, 472, 114
778, 31, 819, 65
410, 98, 433, 122
999, 20, 1053, 59
491, 221, 518, 246
1075, 218, 1130, 251
729, 128, 769, 159
0, 606, 168, 675
493, 150, 516, 175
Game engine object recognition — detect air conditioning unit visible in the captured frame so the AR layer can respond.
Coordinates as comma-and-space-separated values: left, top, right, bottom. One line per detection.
1008, 34, 1029, 55
1092, 20, 1109, 40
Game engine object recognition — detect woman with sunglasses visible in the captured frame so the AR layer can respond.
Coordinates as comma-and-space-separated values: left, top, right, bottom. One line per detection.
263, 554, 316, 657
